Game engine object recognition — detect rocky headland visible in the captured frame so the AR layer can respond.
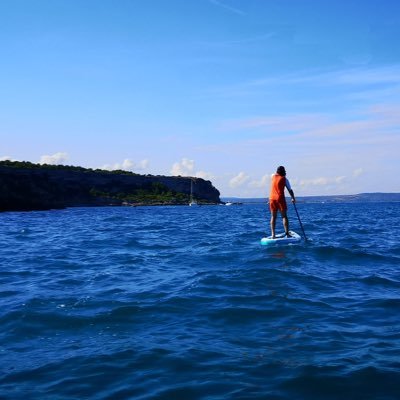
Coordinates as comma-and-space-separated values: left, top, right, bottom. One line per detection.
0, 161, 221, 211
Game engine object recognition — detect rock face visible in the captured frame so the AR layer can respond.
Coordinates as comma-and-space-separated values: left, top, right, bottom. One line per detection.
0, 162, 221, 211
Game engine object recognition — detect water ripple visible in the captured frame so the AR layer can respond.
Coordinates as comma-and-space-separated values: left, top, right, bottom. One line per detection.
1, 203, 400, 399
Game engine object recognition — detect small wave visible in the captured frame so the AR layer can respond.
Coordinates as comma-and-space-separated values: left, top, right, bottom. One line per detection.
310, 244, 399, 265
362, 297, 400, 309
340, 275, 400, 288
280, 365, 400, 399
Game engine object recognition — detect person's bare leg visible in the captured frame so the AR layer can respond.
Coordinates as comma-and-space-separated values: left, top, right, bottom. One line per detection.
281, 211, 291, 237
270, 211, 277, 238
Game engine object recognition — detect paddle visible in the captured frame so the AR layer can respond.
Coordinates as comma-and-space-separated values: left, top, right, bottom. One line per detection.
293, 202, 308, 241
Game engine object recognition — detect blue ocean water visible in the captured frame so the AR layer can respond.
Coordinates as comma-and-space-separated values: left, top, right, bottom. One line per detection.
1, 203, 400, 400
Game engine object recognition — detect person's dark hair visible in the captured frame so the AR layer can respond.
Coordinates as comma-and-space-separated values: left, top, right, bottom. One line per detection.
277, 166, 286, 176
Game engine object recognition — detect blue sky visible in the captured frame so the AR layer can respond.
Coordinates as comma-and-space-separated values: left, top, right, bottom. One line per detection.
1, 0, 399, 196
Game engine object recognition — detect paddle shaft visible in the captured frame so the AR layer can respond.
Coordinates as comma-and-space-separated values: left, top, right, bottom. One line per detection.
293, 202, 307, 241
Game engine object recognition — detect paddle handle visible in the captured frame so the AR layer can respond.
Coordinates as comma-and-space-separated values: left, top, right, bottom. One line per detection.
293, 202, 307, 241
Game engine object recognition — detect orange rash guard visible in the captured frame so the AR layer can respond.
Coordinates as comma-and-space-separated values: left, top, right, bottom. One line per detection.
269, 174, 288, 212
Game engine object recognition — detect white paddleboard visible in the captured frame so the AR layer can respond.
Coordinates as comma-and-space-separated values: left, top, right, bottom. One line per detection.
260, 231, 302, 245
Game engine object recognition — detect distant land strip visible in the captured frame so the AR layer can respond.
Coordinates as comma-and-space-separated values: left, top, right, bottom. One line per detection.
0, 161, 221, 212
222, 193, 400, 203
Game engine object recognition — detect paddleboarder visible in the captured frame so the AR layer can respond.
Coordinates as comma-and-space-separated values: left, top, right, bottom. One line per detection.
269, 166, 296, 238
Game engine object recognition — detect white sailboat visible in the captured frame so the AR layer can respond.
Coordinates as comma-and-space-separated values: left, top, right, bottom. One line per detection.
189, 179, 198, 206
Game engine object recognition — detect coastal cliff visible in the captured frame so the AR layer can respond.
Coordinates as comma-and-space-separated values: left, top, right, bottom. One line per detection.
0, 161, 221, 211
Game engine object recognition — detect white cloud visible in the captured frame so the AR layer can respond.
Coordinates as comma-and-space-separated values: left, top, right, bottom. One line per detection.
220, 113, 326, 133
170, 158, 214, 180
335, 176, 346, 184
229, 172, 250, 188
138, 159, 149, 170
333, 66, 400, 86
0, 156, 13, 161
195, 170, 215, 180
170, 158, 195, 176
101, 158, 149, 172
244, 65, 400, 89
249, 174, 271, 188
208, 0, 245, 16
353, 168, 363, 177
298, 176, 346, 187
121, 159, 134, 170
39, 152, 68, 165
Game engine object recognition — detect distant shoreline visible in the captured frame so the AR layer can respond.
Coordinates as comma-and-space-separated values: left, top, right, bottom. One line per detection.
0, 160, 221, 212
222, 193, 400, 204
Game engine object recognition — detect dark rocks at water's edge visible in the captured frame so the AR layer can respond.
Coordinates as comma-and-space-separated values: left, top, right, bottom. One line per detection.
0, 161, 221, 211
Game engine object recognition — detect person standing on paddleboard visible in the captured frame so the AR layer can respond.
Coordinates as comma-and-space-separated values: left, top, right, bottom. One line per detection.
269, 166, 296, 238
